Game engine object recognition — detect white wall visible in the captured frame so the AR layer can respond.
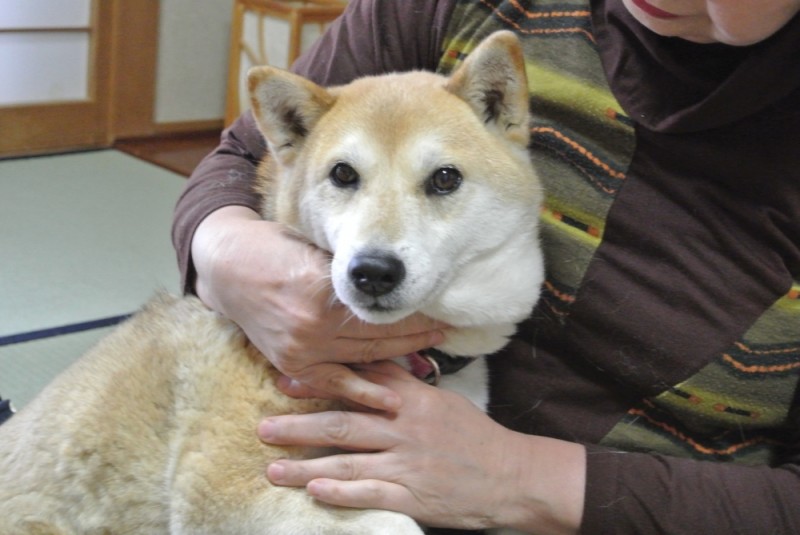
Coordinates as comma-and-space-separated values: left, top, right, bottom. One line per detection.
154, 0, 233, 124
154, 0, 340, 126
233, 11, 328, 118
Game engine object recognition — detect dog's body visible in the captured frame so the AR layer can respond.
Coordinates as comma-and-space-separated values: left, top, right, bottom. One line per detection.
0, 31, 543, 534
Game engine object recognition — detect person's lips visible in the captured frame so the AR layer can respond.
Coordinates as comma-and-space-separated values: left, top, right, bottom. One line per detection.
631, 0, 680, 19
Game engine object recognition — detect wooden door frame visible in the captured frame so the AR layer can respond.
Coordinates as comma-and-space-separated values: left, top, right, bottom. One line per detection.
111, 1, 223, 138
109, 0, 161, 141
110, 2, 222, 139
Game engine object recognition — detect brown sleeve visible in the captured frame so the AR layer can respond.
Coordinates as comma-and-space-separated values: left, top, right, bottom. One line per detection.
581, 444, 800, 534
171, 0, 457, 294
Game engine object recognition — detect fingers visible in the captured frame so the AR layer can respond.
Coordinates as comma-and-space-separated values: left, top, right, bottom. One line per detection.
259, 410, 393, 452
279, 363, 402, 411
267, 454, 416, 517
268, 453, 382, 487
266, 449, 432, 525
268, 458, 414, 518
339, 312, 449, 341
306, 478, 408, 512
324, 320, 447, 366
317, 309, 448, 364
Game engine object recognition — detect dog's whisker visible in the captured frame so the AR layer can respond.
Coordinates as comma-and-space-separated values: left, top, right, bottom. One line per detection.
339, 309, 359, 329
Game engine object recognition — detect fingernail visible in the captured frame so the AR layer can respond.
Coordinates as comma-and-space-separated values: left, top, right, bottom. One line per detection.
276, 375, 293, 390
276, 375, 301, 395
431, 329, 447, 346
267, 462, 285, 483
258, 419, 276, 440
307, 479, 327, 497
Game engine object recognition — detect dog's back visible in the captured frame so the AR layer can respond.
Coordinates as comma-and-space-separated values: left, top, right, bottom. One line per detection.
0, 294, 422, 533
0, 295, 222, 532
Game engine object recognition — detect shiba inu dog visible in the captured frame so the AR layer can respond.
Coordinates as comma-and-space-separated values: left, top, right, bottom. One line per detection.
0, 31, 543, 534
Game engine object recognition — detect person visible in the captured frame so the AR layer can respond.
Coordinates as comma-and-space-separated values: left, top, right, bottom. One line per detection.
172, 0, 800, 533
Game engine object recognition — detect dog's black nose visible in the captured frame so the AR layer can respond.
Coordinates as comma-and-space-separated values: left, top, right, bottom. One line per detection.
348, 254, 406, 297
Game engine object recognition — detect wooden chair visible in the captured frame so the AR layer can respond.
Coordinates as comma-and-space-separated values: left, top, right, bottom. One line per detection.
224, 0, 346, 125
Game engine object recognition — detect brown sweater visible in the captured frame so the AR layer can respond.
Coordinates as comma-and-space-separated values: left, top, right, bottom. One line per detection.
172, 1, 800, 533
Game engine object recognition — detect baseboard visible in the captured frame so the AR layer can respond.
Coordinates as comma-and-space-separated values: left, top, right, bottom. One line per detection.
153, 119, 225, 136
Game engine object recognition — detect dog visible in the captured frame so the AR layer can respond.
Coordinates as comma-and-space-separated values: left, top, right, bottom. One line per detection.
0, 31, 543, 534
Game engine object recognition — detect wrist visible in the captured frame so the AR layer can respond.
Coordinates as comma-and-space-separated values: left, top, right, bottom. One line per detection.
190, 205, 265, 313
496, 432, 586, 535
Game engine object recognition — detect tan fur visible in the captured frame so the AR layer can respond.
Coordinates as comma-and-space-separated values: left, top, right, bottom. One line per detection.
0, 295, 416, 533
0, 31, 541, 534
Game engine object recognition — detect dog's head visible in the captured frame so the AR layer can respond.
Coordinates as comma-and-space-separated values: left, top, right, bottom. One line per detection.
248, 31, 543, 346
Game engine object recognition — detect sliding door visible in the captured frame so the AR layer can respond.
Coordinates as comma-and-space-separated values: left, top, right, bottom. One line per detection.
0, 0, 113, 156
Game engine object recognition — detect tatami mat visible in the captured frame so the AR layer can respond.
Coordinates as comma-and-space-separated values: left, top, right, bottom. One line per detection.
0, 327, 116, 408
0, 150, 186, 409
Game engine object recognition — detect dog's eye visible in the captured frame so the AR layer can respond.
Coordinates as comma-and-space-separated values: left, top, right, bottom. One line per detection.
427, 166, 462, 195
330, 163, 360, 188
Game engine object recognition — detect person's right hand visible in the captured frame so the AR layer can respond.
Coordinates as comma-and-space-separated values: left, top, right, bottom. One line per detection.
191, 206, 447, 411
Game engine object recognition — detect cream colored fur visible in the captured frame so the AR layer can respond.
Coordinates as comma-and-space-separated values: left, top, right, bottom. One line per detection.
0, 31, 542, 534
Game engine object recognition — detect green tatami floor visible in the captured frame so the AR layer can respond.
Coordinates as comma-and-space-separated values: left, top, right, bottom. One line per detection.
0, 150, 186, 408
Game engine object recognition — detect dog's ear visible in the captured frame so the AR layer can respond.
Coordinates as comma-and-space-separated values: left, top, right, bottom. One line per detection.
248, 66, 335, 164
445, 31, 530, 147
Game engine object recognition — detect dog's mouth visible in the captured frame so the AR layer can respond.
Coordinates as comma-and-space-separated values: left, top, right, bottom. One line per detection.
362, 300, 392, 313
342, 274, 441, 324
347, 296, 413, 324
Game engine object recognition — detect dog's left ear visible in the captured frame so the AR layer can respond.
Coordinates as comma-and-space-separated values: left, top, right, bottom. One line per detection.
445, 31, 530, 147
248, 66, 335, 165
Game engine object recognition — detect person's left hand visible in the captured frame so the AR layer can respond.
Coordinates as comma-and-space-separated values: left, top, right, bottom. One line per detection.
257, 362, 586, 534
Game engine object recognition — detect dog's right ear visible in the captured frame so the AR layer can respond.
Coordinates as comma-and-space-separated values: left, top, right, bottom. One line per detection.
248, 66, 335, 165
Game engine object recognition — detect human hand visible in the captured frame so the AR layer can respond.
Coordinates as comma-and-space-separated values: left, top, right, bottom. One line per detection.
259, 362, 586, 535
191, 206, 447, 410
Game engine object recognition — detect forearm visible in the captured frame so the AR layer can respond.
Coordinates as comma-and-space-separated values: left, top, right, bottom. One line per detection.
581, 445, 800, 534
499, 438, 800, 535
171, 113, 265, 294
190, 205, 264, 310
